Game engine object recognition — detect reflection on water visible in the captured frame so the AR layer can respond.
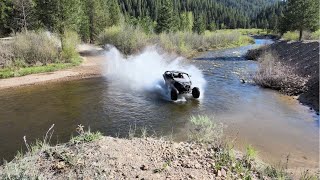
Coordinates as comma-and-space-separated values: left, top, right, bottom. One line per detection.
0, 40, 318, 168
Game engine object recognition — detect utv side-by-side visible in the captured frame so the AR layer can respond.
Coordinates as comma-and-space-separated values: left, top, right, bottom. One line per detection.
163, 71, 200, 101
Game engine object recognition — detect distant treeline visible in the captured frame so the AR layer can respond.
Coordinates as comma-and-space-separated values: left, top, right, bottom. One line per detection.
118, 0, 285, 30
0, 0, 318, 41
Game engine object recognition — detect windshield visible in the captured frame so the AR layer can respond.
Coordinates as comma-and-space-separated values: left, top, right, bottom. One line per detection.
173, 73, 190, 81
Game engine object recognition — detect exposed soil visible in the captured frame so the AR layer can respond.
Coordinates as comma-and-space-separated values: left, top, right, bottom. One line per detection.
1, 136, 273, 180
246, 40, 319, 111
0, 44, 105, 90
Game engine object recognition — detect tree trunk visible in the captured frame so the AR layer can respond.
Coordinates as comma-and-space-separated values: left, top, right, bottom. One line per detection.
299, 29, 303, 41
22, 1, 27, 33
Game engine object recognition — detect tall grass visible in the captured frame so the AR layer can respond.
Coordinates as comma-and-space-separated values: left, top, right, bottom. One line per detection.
11, 31, 60, 65
61, 30, 81, 63
97, 26, 254, 57
0, 43, 13, 68
253, 51, 309, 95
188, 115, 224, 144
0, 30, 81, 79
97, 25, 149, 55
282, 31, 300, 41
282, 30, 320, 41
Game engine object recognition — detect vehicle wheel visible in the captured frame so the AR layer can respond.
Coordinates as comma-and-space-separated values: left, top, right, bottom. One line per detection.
171, 88, 178, 101
192, 87, 200, 98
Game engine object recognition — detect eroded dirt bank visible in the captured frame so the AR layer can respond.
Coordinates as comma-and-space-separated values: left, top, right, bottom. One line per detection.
0, 45, 105, 90
0, 136, 276, 180
247, 40, 319, 111
1, 135, 317, 179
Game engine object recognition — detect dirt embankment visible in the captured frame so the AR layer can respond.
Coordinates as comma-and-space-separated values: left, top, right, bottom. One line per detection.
0, 44, 106, 90
1, 136, 277, 180
247, 41, 319, 111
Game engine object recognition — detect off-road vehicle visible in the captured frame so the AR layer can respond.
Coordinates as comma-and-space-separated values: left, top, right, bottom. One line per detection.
163, 71, 200, 101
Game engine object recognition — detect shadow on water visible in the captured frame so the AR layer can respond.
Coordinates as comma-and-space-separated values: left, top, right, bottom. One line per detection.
0, 39, 318, 168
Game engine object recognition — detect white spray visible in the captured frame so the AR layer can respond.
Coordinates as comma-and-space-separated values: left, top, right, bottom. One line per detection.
103, 45, 206, 100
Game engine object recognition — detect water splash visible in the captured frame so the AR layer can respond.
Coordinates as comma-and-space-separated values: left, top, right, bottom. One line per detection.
103, 45, 206, 100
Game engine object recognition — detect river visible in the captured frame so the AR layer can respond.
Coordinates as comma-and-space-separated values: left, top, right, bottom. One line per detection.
0, 39, 318, 168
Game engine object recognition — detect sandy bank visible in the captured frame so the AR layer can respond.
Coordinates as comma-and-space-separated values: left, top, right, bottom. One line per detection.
0, 44, 106, 90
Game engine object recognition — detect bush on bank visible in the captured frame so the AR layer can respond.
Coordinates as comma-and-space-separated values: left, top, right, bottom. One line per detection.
282, 30, 320, 41
253, 51, 309, 95
97, 25, 254, 57
0, 30, 81, 79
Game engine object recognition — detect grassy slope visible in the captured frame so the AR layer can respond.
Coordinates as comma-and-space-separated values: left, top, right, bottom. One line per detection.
0, 57, 82, 79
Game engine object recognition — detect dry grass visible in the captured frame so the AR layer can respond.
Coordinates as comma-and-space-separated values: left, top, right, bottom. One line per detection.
97, 25, 149, 55
253, 51, 309, 95
1, 123, 318, 179
0, 31, 82, 79
11, 31, 60, 65
282, 30, 320, 41
188, 115, 224, 145
97, 26, 254, 57
0, 43, 14, 68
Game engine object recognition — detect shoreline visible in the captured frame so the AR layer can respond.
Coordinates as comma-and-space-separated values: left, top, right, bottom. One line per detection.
1, 133, 317, 179
246, 40, 319, 112
0, 41, 258, 90
0, 45, 105, 91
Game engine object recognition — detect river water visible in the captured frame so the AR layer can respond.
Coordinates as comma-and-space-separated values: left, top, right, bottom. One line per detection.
0, 39, 318, 167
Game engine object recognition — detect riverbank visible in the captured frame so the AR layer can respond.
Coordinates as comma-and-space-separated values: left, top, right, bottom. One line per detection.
0, 45, 105, 90
0, 131, 286, 179
0, 38, 253, 90
246, 40, 319, 112
1, 131, 317, 180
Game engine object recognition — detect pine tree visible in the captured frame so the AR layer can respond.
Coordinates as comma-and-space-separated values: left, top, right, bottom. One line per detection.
12, 0, 35, 32
0, 0, 13, 36
82, 0, 110, 42
155, 0, 174, 33
209, 22, 216, 31
186, 12, 194, 32
193, 14, 205, 34
281, 0, 319, 40
109, 0, 121, 26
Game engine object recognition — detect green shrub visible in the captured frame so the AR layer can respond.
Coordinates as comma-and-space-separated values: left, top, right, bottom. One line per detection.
282, 31, 299, 41
70, 125, 102, 144
98, 27, 254, 57
12, 31, 60, 65
61, 30, 80, 63
311, 29, 320, 40
283, 30, 320, 41
245, 144, 257, 160
188, 115, 224, 144
98, 25, 150, 54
